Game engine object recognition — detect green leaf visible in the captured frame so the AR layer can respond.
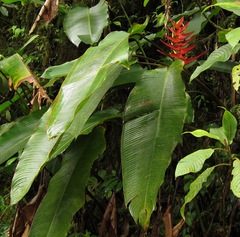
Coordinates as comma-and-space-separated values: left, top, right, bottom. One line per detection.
0, 89, 21, 113
143, 0, 150, 7
1, 0, 26, 3
206, 60, 238, 73
184, 129, 220, 141
11, 108, 60, 204
49, 67, 123, 159
80, 108, 122, 135
41, 59, 77, 80
0, 108, 46, 165
175, 148, 215, 178
214, 1, 240, 16
222, 108, 237, 145
113, 64, 146, 87
0, 53, 34, 89
10, 64, 123, 205
186, 11, 210, 35
190, 44, 240, 81
226, 27, 240, 48
129, 16, 149, 35
47, 31, 129, 138
0, 71, 9, 96
0, 6, 8, 16
231, 159, 240, 198
209, 127, 227, 145
18, 35, 39, 54
232, 64, 240, 91
122, 59, 187, 229
63, 0, 108, 46
180, 166, 215, 219
29, 127, 106, 237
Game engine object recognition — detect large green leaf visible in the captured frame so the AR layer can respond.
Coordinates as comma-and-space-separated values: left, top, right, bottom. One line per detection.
190, 44, 240, 81
47, 31, 129, 138
29, 127, 106, 237
0, 108, 46, 165
50, 106, 122, 159
121, 59, 187, 229
180, 166, 215, 219
63, 0, 108, 46
231, 159, 240, 198
10, 35, 128, 204
10, 108, 60, 204
11, 66, 122, 205
175, 148, 215, 178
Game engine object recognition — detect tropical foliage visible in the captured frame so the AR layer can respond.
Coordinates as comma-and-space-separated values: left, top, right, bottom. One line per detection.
1, 0, 240, 236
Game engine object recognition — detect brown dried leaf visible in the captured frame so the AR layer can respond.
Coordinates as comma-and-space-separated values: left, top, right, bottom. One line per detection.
173, 219, 185, 237
163, 205, 173, 237
10, 185, 46, 237
29, 0, 59, 34
42, 0, 59, 24
99, 193, 117, 237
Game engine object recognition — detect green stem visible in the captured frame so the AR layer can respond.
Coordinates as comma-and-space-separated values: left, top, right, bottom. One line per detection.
195, 0, 229, 32
117, 0, 132, 28
133, 39, 151, 70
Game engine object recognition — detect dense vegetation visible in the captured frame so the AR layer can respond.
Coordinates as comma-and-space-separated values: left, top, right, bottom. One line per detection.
1, 0, 240, 236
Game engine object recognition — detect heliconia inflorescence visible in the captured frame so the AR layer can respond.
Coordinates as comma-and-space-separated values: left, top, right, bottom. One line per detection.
158, 17, 206, 64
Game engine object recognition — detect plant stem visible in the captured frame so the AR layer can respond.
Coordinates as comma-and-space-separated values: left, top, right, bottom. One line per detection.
117, 0, 132, 28
133, 39, 151, 70
193, 199, 207, 237
194, 78, 225, 107
195, 0, 229, 32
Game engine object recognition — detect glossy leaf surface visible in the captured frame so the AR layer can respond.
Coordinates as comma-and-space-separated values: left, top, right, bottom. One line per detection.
175, 148, 214, 178
209, 127, 227, 145
41, 59, 77, 79
63, 0, 108, 46
11, 108, 59, 204
215, 1, 240, 16
190, 44, 240, 81
226, 27, 240, 48
0, 108, 46, 165
222, 108, 237, 145
0, 53, 33, 89
121, 60, 187, 229
49, 105, 117, 160
47, 31, 129, 138
29, 127, 106, 237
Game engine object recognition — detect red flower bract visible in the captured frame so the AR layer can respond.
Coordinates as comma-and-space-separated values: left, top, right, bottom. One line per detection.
158, 17, 206, 64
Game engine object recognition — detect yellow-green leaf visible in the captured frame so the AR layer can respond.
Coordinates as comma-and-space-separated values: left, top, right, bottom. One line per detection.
232, 64, 240, 91
231, 159, 240, 198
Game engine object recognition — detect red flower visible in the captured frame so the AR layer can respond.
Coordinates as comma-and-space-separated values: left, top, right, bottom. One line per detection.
158, 17, 206, 64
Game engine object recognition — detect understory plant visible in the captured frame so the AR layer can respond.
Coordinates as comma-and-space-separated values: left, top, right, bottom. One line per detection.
1, 0, 240, 236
